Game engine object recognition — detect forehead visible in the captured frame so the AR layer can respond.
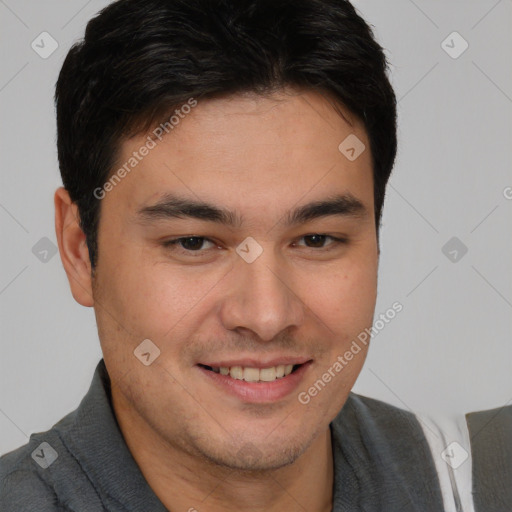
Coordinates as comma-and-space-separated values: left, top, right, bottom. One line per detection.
104, 88, 374, 223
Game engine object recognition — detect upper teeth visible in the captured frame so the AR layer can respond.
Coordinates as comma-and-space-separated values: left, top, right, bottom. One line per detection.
212, 364, 295, 382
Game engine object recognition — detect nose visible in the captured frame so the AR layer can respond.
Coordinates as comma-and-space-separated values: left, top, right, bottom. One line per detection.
218, 250, 305, 342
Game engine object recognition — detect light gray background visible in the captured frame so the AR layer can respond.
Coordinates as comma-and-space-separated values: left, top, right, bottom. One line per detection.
1, 0, 511, 456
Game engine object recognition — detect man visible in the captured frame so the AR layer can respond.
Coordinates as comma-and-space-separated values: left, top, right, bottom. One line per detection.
1, 0, 510, 511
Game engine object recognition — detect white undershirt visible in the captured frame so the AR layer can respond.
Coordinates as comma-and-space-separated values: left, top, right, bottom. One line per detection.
416, 411, 476, 512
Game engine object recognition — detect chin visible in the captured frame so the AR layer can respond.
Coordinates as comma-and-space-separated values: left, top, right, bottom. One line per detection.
194, 430, 314, 472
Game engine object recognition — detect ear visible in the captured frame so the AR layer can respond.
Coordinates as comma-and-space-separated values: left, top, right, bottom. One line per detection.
54, 187, 94, 307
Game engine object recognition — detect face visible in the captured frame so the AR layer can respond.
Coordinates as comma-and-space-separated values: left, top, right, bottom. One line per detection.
91, 88, 378, 471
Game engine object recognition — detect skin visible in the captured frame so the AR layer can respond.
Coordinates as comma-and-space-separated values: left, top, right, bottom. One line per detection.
55, 88, 378, 512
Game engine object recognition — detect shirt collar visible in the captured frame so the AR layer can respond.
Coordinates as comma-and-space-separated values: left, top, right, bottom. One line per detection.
56, 359, 168, 511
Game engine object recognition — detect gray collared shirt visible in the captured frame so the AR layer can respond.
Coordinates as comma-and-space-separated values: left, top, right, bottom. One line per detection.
1, 359, 510, 511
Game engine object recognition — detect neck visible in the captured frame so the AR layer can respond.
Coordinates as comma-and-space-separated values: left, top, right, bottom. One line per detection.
112, 390, 333, 512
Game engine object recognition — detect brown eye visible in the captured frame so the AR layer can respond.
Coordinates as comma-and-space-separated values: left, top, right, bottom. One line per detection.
177, 237, 208, 251
303, 234, 328, 248
163, 236, 216, 254
295, 234, 346, 249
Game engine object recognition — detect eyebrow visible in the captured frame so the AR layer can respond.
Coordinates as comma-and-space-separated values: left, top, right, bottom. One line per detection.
136, 192, 368, 228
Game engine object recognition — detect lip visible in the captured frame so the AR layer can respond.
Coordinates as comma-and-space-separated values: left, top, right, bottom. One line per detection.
196, 360, 313, 403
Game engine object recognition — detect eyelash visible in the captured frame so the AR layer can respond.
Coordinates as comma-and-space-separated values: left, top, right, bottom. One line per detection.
161, 234, 347, 257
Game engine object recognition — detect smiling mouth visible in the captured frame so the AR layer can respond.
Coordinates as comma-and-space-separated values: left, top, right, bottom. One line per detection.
198, 363, 303, 383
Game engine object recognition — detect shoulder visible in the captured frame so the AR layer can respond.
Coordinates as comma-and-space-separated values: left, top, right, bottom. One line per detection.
330, 392, 446, 510
0, 430, 68, 511
331, 392, 435, 470
331, 391, 438, 468
0, 406, 93, 512
466, 403, 512, 512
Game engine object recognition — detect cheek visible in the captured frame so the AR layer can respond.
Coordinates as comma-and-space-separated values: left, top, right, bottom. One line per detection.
296, 263, 376, 418
309, 258, 378, 335
104, 255, 229, 338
